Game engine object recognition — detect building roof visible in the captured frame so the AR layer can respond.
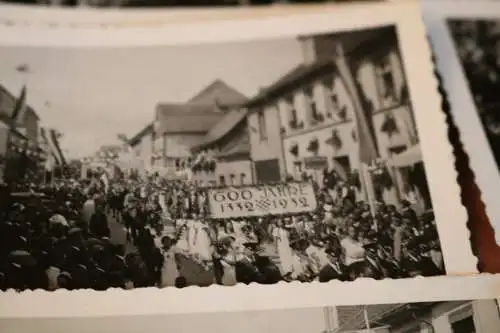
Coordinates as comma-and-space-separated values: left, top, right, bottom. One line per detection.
215, 130, 250, 160
337, 303, 437, 331
188, 79, 248, 106
193, 108, 248, 150
129, 122, 154, 147
247, 61, 333, 106
155, 103, 226, 135
246, 26, 396, 108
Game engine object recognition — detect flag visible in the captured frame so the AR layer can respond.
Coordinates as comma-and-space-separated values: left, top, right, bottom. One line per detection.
49, 128, 66, 165
334, 43, 378, 165
11, 85, 27, 126
40, 127, 66, 166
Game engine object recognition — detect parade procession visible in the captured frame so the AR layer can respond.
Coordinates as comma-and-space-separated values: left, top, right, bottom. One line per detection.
0, 26, 446, 291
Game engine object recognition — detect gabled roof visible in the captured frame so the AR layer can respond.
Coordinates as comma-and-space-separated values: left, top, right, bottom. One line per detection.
337, 302, 438, 331
129, 122, 154, 147
247, 61, 333, 106
194, 108, 248, 150
246, 26, 397, 108
155, 103, 225, 134
188, 79, 248, 106
215, 130, 250, 160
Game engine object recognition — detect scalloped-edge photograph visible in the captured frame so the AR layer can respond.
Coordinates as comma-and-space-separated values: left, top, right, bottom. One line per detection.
423, 0, 500, 246
1, 277, 500, 333
0, 0, 474, 292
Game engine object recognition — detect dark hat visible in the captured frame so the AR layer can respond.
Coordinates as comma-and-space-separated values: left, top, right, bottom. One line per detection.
58, 271, 72, 281
325, 246, 341, 257
363, 241, 378, 251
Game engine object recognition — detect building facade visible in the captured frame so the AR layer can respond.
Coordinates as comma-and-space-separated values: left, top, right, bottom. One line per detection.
246, 27, 426, 208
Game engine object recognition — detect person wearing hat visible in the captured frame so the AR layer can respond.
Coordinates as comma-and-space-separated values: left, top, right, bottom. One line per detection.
318, 246, 348, 282
234, 242, 264, 285
361, 240, 384, 279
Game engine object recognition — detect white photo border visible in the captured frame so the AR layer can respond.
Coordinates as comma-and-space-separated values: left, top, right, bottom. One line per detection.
0, 0, 476, 313
1, 275, 499, 318
423, 0, 500, 246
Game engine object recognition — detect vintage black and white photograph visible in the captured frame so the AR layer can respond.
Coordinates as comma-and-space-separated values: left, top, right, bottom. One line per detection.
0, 20, 455, 292
2, 298, 500, 333
447, 19, 500, 177
424, 0, 500, 245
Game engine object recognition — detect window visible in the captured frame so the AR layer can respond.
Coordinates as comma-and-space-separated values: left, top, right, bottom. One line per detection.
240, 173, 246, 185
375, 55, 397, 105
219, 175, 226, 186
257, 110, 267, 141
323, 78, 347, 121
305, 88, 322, 125
332, 155, 351, 174
287, 96, 303, 130
449, 304, 476, 333
230, 174, 236, 185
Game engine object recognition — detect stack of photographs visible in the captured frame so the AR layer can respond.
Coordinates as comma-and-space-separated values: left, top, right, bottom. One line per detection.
0, 0, 498, 331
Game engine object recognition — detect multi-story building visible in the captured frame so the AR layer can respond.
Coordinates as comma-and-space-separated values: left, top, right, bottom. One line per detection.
190, 107, 252, 187
132, 79, 248, 180
153, 103, 225, 179
246, 27, 427, 208
333, 300, 500, 333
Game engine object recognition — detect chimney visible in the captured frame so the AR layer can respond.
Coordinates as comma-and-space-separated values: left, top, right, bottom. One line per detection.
298, 36, 318, 65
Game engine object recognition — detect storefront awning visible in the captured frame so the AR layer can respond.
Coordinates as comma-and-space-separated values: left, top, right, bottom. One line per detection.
387, 144, 422, 168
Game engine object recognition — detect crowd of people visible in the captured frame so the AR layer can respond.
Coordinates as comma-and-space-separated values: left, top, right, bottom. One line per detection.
0, 168, 445, 291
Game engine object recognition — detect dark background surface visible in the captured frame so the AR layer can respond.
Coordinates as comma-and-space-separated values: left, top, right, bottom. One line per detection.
0, 0, 375, 7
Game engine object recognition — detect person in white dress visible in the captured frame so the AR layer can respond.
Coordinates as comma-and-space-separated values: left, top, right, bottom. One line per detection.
187, 218, 213, 273
272, 219, 294, 277
160, 236, 180, 287
175, 223, 190, 255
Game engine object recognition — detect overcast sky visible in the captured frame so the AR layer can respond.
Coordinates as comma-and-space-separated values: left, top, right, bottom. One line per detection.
0, 38, 302, 159
0, 307, 325, 333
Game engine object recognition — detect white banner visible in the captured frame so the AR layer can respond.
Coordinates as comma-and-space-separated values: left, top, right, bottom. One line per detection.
208, 182, 317, 219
